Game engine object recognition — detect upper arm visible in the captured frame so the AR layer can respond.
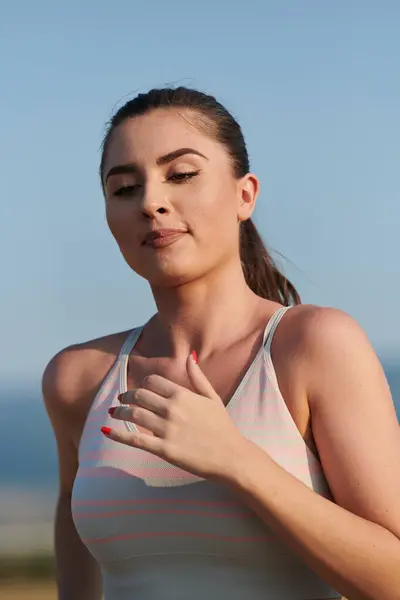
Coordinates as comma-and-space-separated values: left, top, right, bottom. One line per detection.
303, 308, 400, 538
43, 334, 126, 495
42, 350, 83, 496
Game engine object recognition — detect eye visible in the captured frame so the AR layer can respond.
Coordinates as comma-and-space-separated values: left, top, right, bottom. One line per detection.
113, 184, 140, 197
168, 171, 200, 183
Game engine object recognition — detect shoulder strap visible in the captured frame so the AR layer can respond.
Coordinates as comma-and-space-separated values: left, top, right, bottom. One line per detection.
119, 327, 143, 359
263, 306, 292, 351
117, 326, 144, 392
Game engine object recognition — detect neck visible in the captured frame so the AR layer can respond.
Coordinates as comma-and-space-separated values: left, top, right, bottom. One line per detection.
148, 260, 264, 359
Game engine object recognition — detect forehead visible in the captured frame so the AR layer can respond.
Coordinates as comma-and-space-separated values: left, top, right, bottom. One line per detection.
103, 109, 224, 170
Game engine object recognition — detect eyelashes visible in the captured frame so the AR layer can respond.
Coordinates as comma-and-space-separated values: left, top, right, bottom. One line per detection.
113, 170, 200, 197
114, 184, 140, 197
168, 171, 200, 183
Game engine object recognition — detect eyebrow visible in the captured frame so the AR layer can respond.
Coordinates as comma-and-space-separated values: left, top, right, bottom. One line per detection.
105, 147, 208, 183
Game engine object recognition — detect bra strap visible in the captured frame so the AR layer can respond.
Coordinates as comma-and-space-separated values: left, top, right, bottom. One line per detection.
263, 306, 292, 351
118, 326, 144, 392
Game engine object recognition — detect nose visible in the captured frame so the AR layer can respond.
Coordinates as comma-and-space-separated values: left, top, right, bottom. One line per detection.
140, 181, 171, 219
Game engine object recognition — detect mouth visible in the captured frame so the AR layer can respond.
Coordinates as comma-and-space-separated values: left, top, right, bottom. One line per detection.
142, 228, 188, 249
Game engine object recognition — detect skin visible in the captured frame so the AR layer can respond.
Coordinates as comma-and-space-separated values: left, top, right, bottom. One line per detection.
43, 108, 400, 600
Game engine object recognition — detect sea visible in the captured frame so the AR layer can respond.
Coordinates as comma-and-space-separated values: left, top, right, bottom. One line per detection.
0, 365, 399, 554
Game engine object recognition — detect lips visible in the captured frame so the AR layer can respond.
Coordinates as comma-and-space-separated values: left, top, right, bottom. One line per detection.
142, 228, 187, 248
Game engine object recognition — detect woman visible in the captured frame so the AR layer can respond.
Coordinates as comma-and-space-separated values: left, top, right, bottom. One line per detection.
43, 87, 400, 600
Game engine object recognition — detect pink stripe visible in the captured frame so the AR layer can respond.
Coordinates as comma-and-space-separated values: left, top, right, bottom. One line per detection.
78, 440, 322, 474
77, 468, 132, 478
78, 447, 321, 475
80, 446, 320, 460
84, 531, 273, 545
77, 467, 193, 479
78, 459, 321, 477
74, 508, 250, 519
72, 499, 240, 507
79, 452, 183, 465
80, 450, 136, 461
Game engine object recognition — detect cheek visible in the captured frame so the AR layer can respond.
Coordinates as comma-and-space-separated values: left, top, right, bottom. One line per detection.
188, 178, 238, 237
105, 202, 138, 248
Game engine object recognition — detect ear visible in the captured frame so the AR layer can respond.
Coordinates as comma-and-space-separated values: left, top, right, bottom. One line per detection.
237, 173, 259, 223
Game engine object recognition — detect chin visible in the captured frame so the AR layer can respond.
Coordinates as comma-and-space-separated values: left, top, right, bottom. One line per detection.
146, 270, 199, 290
129, 256, 202, 289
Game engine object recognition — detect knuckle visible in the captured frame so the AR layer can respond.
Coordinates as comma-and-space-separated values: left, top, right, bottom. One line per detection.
165, 403, 174, 419
166, 401, 181, 421
162, 403, 171, 418
142, 375, 151, 386
130, 433, 141, 447
173, 390, 184, 406
163, 442, 176, 462
133, 388, 142, 402
131, 405, 140, 420
143, 374, 158, 387
168, 390, 179, 405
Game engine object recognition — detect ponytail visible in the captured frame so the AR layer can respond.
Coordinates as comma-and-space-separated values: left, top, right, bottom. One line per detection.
240, 219, 301, 306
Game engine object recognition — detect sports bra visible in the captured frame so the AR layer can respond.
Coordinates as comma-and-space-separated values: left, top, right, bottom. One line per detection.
71, 307, 341, 599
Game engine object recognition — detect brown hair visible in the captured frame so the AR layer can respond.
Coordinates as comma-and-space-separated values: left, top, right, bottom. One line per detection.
100, 87, 300, 306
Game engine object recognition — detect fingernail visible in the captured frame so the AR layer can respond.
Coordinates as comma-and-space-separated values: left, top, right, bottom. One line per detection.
108, 407, 116, 416
101, 426, 112, 436
191, 350, 198, 364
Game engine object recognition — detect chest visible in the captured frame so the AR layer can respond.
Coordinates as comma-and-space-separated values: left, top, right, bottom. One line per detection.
126, 339, 267, 408
125, 346, 311, 443
72, 355, 329, 569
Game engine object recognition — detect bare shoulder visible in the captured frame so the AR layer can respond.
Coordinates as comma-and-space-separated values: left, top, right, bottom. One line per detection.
42, 329, 132, 440
282, 304, 390, 405
270, 304, 397, 445
42, 328, 137, 494
284, 303, 367, 347
280, 303, 359, 342
268, 304, 342, 387
276, 303, 374, 361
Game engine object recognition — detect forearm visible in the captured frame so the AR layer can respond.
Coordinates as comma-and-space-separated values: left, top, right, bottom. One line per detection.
227, 440, 400, 600
55, 495, 102, 600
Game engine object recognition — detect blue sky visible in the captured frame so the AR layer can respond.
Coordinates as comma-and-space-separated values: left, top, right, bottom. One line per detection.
1, 1, 399, 385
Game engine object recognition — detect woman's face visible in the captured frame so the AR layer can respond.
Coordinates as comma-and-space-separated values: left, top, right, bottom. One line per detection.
102, 109, 257, 287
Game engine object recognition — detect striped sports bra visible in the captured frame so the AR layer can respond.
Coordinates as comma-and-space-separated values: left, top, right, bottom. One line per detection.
71, 307, 341, 599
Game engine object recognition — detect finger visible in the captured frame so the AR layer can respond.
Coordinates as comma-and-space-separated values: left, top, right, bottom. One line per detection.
109, 405, 166, 437
141, 374, 178, 398
186, 352, 220, 401
118, 388, 168, 417
101, 425, 164, 456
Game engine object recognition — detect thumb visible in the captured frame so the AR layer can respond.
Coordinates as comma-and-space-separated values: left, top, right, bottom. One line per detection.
186, 351, 220, 401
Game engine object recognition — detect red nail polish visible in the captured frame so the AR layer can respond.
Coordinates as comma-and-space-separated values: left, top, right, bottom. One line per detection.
191, 350, 198, 364
108, 407, 116, 416
101, 426, 112, 436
